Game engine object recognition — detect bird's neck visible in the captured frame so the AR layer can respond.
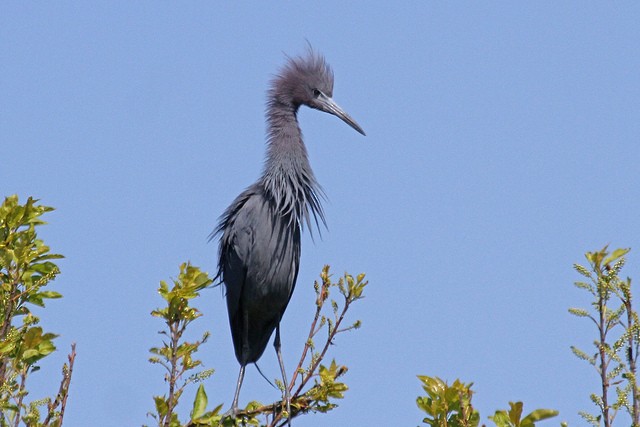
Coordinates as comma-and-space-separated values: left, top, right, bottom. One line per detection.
262, 102, 311, 182
260, 102, 324, 226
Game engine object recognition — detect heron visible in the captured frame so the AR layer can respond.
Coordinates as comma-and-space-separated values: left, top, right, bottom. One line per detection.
213, 49, 365, 422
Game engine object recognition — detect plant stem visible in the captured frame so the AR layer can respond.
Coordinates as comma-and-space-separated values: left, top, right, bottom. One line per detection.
165, 321, 181, 427
0, 276, 20, 385
287, 290, 326, 392
293, 298, 350, 398
598, 288, 611, 427
12, 370, 27, 427
43, 343, 76, 426
624, 291, 639, 426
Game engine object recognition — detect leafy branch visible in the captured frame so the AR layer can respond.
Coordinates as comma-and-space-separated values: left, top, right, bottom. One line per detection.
147, 264, 366, 427
570, 245, 639, 427
243, 266, 367, 427
146, 263, 217, 427
216, 266, 367, 426
416, 376, 560, 427
417, 376, 480, 427
0, 195, 74, 427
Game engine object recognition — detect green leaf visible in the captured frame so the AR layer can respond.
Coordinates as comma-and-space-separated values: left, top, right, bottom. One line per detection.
603, 248, 630, 266
154, 395, 168, 417
191, 384, 208, 420
23, 349, 41, 360
37, 290, 63, 299
521, 408, 559, 423
489, 411, 511, 427
508, 401, 523, 424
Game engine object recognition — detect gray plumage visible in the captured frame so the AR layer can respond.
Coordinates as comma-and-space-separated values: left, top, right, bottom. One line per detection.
214, 49, 365, 420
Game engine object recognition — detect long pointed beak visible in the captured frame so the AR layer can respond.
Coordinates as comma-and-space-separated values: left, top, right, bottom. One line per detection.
317, 94, 366, 136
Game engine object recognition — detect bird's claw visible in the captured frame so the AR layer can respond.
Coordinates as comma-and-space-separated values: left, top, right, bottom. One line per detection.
282, 389, 292, 426
219, 407, 239, 426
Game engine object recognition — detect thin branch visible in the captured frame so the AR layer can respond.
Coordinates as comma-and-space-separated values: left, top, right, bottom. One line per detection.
225, 271, 360, 427
623, 287, 640, 425
43, 343, 76, 426
164, 321, 182, 427
0, 280, 20, 383
598, 288, 611, 427
287, 279, 329, 391
272, 284, 354, 426
294, 296, 353, 398
12, 370, 28, 427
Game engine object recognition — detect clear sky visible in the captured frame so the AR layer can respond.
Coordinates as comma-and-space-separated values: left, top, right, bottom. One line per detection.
2, 2, 639, 426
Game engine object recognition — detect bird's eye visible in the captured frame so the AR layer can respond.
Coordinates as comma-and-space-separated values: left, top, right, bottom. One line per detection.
313, 89, 321, 98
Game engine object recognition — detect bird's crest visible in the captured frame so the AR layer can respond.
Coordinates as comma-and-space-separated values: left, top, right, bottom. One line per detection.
269, 48, 335, 106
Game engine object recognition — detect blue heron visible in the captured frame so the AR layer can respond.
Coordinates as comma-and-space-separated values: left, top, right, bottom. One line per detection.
214, 49, 365, 421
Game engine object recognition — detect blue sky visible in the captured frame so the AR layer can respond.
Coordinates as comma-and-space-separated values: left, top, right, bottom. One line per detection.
2, 2, 639, 426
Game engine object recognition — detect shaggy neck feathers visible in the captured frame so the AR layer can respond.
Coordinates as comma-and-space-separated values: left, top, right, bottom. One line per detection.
260, 98, 325, 231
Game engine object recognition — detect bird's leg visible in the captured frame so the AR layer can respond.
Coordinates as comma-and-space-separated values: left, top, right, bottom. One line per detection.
274, 324, 292, 425
224, 308, 250, 421
232, 365, 246, 413
222, 365, 245, 422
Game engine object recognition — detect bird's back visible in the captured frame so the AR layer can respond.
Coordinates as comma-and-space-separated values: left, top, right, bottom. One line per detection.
217, 183, 301, 365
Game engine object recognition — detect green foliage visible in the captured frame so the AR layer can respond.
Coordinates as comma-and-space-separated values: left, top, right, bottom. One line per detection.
0, 195, 75, 427
417, 376, 479, 427
489, 402, 559, 427
570, 245, 640, 426
146, 263, 219, 427
416, 376, 559, 427
277, 267, 366, 424
213, 267, 366, 427
147, 265, 366, 427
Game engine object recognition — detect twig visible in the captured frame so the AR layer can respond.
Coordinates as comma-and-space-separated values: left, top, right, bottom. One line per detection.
623, 284, 640, 425
13, 371, 28, 427
0, 278, 20, 384
293, 295, 353, 398
216, 268, 364, 427
598, 288, 611, 427
59, 343, 76, 424
271, 274, 355, 426
164, 321, 185, 427
287, 277, 329, 392
43, 343, 76, 426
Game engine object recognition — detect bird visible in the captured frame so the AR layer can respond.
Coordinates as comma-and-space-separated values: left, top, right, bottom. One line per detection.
213, 49, 365, 422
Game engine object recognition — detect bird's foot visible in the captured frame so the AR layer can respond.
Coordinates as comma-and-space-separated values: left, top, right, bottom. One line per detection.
219, 406, 239, 425
282, 388, 292, 426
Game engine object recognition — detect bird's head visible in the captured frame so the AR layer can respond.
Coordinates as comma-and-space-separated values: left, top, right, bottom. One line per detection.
270, 49, 365, 136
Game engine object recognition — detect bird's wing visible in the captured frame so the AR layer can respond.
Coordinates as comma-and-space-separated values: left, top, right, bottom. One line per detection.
216, 186, 259, 317
216, 184, 302, 363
